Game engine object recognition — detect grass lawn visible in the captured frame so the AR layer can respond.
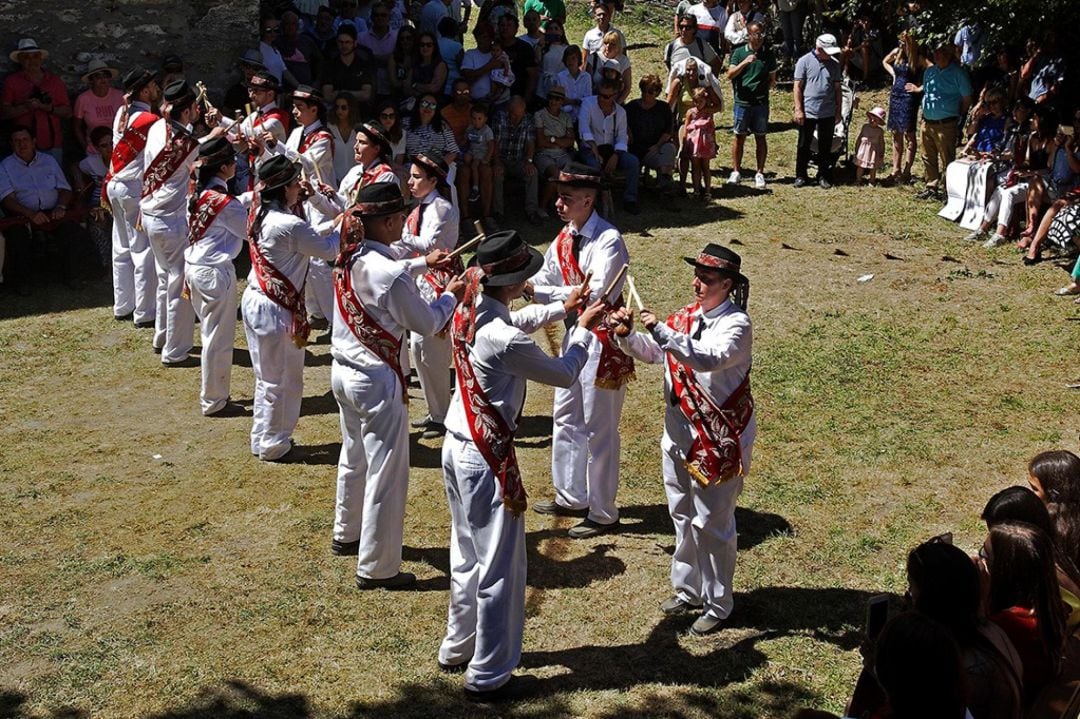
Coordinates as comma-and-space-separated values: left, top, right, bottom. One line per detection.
2, 5, 1077, 718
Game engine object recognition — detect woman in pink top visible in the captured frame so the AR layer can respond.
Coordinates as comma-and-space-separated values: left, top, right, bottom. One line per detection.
74, 60, 124, 154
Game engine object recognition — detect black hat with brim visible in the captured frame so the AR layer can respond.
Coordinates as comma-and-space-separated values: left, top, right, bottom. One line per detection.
468, 230, 544, 286
292, 84, 324, 104
412, 151, 449, 184
162, 80, 196, 107
197, 136, 235, 167
256, 155, 301, 192
356, 120, 393, 155
557, 162, 603, 189
246, 71, 281, 91
122, 67, 156, 94
683, 242, 748, 284
353, 180, 412, 216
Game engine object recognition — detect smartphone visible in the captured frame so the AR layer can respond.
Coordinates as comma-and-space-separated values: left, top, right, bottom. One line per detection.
865, 594, 890, 641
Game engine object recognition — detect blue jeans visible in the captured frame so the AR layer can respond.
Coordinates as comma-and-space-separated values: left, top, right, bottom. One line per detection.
580, 146, 640, 202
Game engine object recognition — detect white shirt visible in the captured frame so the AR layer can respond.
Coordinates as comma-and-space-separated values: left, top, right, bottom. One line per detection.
395, 190, 460, 302
329, 124, 358, 182
336, 162, 398, 208
139, 119, 202, 216
236, 102, 289, 167
530, 210, 629, 306
330, 239, 457, 370
0, 151, 70, 210
582, 25, 624, 56
578, 95, 629, 152
109, 101, 155, 186
270, 120, 339, 231
687, 3, 726, 35
556, 69, 593, 122
184, 178, 250, 267
445, 294, 594, 440
259, 40, 288, 82
615, 298, 755, 454
247, 202, 339, 292
461, 49, 494, 100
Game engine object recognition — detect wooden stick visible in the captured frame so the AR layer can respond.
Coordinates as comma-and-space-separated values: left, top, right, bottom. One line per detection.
599, 263, 629, 305
579, 270, 593, 294
447, 234, 484, 260
311, 159, 325, 186
473, 220, 484, 237
626, 274, 645, 311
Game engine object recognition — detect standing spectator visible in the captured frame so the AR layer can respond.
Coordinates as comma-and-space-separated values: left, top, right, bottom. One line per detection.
853, 107, 887, 185
664, 15, 722, 75
793, 34, 843, 189
533, 86, 574, 213
437, 17, 465, 95
724, 0, 765, 51
329, 93, 360, 183
776, 0, 803, 68
457, 102, 495, 220
954, 23, 984, 73
915, 42, 973, 200
578, 78, 640, 213
496, 14, 538, 102
359, 2, 399, 101
682, 0, 727, 60
882, 32, 926, 184
524, 0, 565, 25
491, 96, 539, 222
683, 87, 719, 200
73, 60, 123, 156
587, 32, 631, 104
582, 3, 624, 58
519, 9, 544, 54
320, 25, 375, 111
726, 21, 776, 189
279, 10, 319, 86
1020, 33, 1065, 105
625, 75, 676, 192
1, 39, 71, 164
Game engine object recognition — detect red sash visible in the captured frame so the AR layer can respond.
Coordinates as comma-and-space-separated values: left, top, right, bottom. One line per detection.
554, 225, 635, 389
188, 189, 234, 245
332, 227, 408, 399
105, 110, 159, 187
248, 206, 311, 347
247, 108, 292, 190
299, 127, 334, 156
343, 161, 395, 204
451, 267, 527, 515
142, 120, 199, 199
666, 304, 754, 487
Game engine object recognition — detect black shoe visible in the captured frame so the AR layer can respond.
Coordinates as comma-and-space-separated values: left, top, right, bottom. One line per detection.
660, 596, 703, 615
914, 187, 938, 200
793, 177, 808, 188
204, 400, 247, 418
355, 571, 416, 590
309, 316, 329, 331
162, 356, 199, 368
134, 320, 155, 329
438, 660, 469, 674
332, 538, 360, 556
568, 518, 621, 539
532, 500, 588, 518
464, 674, 539, 703
421, 422, 446, 440
114, 312, 134, 322
623, 201, 640, 215
410, 414, 434, 429
818, 177, 832, 189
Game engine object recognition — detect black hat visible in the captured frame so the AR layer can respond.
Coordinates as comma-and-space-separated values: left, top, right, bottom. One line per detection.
246, 71, 280, 91
557, 162, 603, 189
256, 155, 301, 191
122, 67, 156, 94
683, 243, 748, 284
292, 84, 323, 104
163, 80, 196, 106
356, 120, 392, 154
469, 230, 543, 286
353, 181, 411, 216
412, 151, 449, 183
196, 137, 235, 167
161, 54, 184, 71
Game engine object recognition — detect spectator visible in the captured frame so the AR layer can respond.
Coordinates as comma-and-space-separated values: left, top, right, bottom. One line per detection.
915, 42, 973, 201
460, 22, 504, 103
556, 45, 591, 123
441, 79, 473, 149
404, 93, 461, 182
537, 20, 568, 101
625, 74, 676, 193
519, 9, 544, 53
279, 10, 320, 86
160, 55, 186, 91
682, 87, 719, 201
457, 102, 494, 220
578, 77, 639, 214
587, 31, 631, 104
681, 0, 727, 60
724, 0, 765, 51
334, 0, 369, 34
1022, 112, 1080, 263
320, 25, 375, 111
496, 13, 538, 102
882, 31, 927, 184
74, 126, 114, 269
841, 11, 884, 88
664, 14, 721, 76
223, 49, 265, 118
961, 89, 1008, 157
982, 46, 1019, 105
419, 0, 451, 35
955, 23, 984, 73
305, 5, 339, 56
726, 20, 776, 189
793, 34, 843, 189
359, 2, 399, 101
376, 100, 408, 186
486, 96, 537, 222
582, 3, 624, 59
0, 126, 80, 294
775, 0, 804, 67
476, 0, 516, 29
853, 107, 887, 185
1020, 33, 1065, 105
1028, 451, 1080, 573
875, 612, 970, 719
523, 0, 565, 25
329, 92, 360, 182
1, 39, 71, 164
385, 26, 418, 102
533, 85, 574, 213
409, 32, 448, 105
437, 16, 465, 95
73, 59, 123, 156
259, 17, 299, 88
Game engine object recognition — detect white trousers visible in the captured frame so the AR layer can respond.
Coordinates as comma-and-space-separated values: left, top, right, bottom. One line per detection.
439, 433, 525, 692
242, 287, 304, 460
107, 180, 157, 322
983, 182, 1029, 228
144, 212, 195, 362
331, 360, 410, 579
551, 340, 627, 524
305, 257, 335, 324
409, 330, 452, 423
663, 433, 753, 620
186, 263, 237, 415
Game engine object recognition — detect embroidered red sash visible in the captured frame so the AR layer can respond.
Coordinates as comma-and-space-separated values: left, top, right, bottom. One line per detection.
666, 304, 754, 487
332, 229, 408, 399
344, 161, 395, 205
299, 127, 334, 156
189, 189, 234, 245
105, 110, 159, 187
248, 206, 311, 347
554, 225, 635, 389
247, 108, 292, 190
141, 121, 199, 199
451, 266, 527, 515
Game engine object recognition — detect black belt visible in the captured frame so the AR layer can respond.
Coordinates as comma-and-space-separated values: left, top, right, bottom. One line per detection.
924, 117, 959, 125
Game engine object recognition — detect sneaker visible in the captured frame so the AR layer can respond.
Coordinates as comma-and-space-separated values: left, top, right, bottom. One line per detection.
818, 177, 832, 189
727, 170, 742, 185
690, 614, 724, 636
983, 233, 1009, 249
567, 518, 621, 539
754, 172, 766, 189
468, 186, 480, 203
793, 177, 807, 188
421, 421, 446, 440
962, 229, 987, 243
660, 596, 703, 615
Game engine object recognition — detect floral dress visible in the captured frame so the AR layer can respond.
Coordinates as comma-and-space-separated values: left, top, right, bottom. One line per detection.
684, 113, 717, 160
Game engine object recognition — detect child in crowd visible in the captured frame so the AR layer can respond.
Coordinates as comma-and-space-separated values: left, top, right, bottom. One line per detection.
683, 86, 719, 200
75, 126, 114, 268
458, 102, 494, 217
854, 106, 887, 185
556, 45, 592, 122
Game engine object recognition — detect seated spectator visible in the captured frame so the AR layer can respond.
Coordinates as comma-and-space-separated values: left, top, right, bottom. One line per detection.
582, 2, 624, 58
0, 127, 81, 294
329, 93, 360, 182
982, 46, 1019, 106
456, 102, 495, 220
587, 31, 631, 104
305, 6, 339, 57
74, 126, 114, 269
491, 96, 540, 222
496, 13, 538, 102
73, 59, 122, 156
437, 17, 465, 95
1027, 451, 1080, 574
386, 25, 418, 102
409, 32, 448, 108
441, 79, 473, 149
724, 0, 766, 51
874, 612, 971, 719
555, 45, 591, 123
665, 14, 722, 76
578, 77, 639, 214
223, 50, 265, 118
726, 21, 776, 189
320, 25, 374, 112
533, 85, 574, 213
625, 74, 676, 193
962, 89, 1008, 157
1022, 110, 1080, 263
404, 93, 461, 196
359, 2, 399, 102
1, 39, 71, 165
279, 10, 320, 87
461, 21, 507, 104
376, 100, 408, 187
334, 0, 369, 35
978, 520, 1068, 704
537, 20, 568, 101
258, 17, 298, 89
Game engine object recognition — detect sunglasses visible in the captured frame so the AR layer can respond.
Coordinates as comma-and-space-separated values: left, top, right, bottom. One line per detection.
455, 89, 470, 95
380, 111, 396, 118
419, 42, 435, 47
420, 100, 438, 109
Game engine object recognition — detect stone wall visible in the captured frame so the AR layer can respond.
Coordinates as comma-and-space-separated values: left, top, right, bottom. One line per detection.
0, 0, 258, 99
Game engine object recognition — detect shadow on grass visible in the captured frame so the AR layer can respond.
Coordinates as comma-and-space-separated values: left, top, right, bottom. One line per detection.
618, 504, 793, 551
0, 277, 112, 321
299, 390, 338, 418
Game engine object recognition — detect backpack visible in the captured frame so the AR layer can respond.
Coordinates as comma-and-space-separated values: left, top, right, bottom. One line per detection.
664, 36, 705, 70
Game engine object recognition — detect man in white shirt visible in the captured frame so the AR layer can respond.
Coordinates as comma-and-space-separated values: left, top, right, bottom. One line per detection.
460, 22, 504, 102
664, 14, 722, 74
611, 243, 755, 636
577, 79, 640, 213
259, 17, 300, 89
582, 2, 624, 58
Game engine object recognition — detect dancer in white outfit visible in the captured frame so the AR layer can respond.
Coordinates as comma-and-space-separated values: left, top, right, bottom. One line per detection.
105, 68, 160, 326
527, 163, 635, 538
330, 181, 464, 589
183, 137, 249, 415
438, 229, 604, 700
611, 243, 756, 635
243, 155, 340, 461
